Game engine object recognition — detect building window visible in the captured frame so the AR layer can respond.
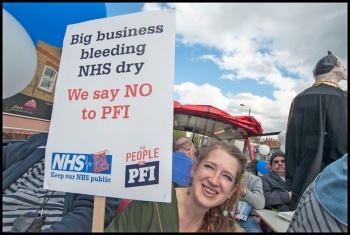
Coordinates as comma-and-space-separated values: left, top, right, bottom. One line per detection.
38, 66, 57, 92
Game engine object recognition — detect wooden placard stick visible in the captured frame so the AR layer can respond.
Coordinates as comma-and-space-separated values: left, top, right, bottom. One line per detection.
92, 196, 106, 232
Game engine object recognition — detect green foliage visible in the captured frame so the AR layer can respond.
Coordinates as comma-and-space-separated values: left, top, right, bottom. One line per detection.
241, 171, 248, 180
173, 130, 186, 142
173, 130, 202, 147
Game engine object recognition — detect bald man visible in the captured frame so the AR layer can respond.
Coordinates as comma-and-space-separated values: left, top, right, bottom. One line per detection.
172, 137, 196, 187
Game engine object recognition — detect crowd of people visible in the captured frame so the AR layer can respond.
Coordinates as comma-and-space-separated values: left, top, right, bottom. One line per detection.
2, 51, 347, 232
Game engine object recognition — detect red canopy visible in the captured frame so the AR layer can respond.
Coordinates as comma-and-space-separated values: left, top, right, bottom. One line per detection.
174, 101, 263, 137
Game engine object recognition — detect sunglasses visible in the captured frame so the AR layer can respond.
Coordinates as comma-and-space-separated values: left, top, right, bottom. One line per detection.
273, 159, 285, 164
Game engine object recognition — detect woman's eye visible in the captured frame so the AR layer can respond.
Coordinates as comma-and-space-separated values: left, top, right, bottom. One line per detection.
223, 175, 233, 182
203, 164, 214, 170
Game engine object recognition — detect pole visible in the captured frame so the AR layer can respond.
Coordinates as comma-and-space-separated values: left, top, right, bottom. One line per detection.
92, 196, 106, 232
240, 104, 251, 129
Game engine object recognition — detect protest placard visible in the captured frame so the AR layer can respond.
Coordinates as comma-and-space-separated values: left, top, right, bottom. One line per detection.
44, 10, 176, 204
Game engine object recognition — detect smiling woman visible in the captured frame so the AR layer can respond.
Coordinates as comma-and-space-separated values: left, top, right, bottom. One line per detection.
105, 141, 247, 232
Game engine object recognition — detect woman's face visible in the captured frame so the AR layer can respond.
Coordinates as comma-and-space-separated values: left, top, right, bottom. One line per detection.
191, 148, 239, 208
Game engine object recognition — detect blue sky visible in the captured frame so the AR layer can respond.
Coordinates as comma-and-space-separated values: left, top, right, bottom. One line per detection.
105, 3, 347, 135
4, 3, 347, 135
105, 3, 276, 100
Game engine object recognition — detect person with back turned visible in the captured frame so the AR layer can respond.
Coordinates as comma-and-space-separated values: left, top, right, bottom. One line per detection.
285, 51, 347, 210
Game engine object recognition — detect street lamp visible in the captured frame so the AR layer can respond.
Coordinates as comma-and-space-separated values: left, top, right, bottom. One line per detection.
240, 104, 251, 129
240, 104, 251, 116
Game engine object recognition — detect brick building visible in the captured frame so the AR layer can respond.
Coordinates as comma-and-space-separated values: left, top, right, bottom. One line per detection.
3, 41, 62, 140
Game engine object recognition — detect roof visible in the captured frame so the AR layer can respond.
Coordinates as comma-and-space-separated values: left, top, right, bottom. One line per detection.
173, 101, 263, 140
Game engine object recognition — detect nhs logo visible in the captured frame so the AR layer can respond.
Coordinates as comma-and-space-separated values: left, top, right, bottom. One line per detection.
51, 152, 112, 174
125, 161, 159, 188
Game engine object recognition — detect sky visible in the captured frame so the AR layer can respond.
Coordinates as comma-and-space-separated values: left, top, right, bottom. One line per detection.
105, 2, 348, 136
3, 3, 347, 137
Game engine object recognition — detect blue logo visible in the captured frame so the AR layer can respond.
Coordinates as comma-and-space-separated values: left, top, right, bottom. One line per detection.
51, 152, 112, 174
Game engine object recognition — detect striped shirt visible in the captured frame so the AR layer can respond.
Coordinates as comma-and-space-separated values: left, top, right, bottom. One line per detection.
3, 159, 65, 232
287, 182, 347, 232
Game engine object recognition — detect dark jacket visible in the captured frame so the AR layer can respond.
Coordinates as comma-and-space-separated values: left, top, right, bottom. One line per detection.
261, 171, 291, 212
285, 84, 347, 210
3, 133, 120, 232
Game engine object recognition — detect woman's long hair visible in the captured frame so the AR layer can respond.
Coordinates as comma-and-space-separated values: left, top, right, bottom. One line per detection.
193, 141, 247, 232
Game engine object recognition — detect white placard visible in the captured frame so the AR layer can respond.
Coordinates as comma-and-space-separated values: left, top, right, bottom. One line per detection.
44, 10, 175, 203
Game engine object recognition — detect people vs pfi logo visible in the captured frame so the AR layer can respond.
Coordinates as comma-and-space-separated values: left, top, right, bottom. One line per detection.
125, 161, 159, 187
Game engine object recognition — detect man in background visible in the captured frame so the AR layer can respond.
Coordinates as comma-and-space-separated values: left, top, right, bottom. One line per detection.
172, 137, 196, 187
261, 151, 291, 212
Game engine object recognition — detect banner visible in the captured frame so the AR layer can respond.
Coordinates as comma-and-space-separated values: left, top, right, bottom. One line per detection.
44, 10, 176, 203
3, 93, 53, 121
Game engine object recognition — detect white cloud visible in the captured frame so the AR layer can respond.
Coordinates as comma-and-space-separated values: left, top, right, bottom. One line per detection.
144, 3, 347, 133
